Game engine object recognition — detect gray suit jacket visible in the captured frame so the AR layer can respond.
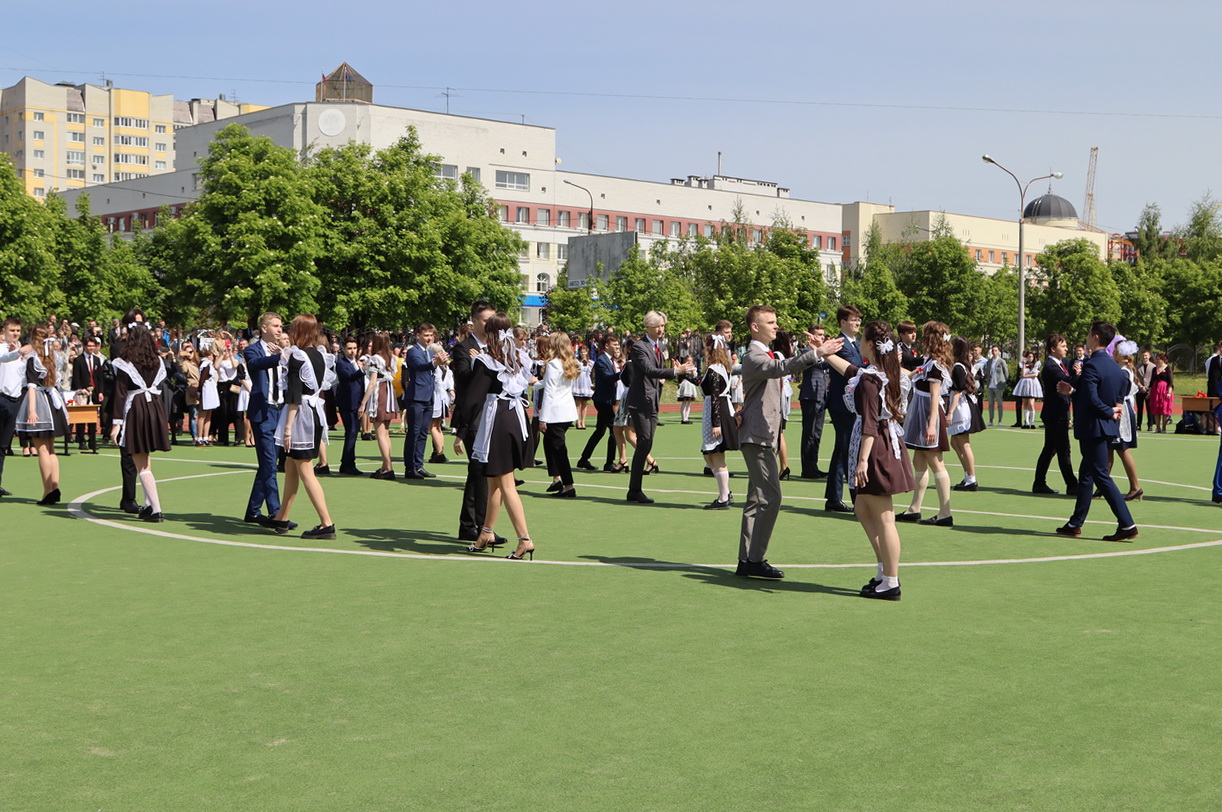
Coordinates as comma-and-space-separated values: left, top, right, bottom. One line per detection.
739, 341, 818, 447
626, 336, 674, 414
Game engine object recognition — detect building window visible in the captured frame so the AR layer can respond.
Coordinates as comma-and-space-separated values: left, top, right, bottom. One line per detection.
155, 142, 167, 152
688, 223, 698, 237
155, 160, 167, 170
557, 210, 570, 228
33, 130, 45, 140
114, 172, 147, 181
752, 229, 763, 245
495, 170, 529, 191
704, 224, 714, 237
93, 136, 105, 146
465, 166, 480, 182
497, 205, 509, 221
33, 112, 45, 121
536, 208, 550, 226
1000, 252, 1009, 265
33, 149, 44, 159
113, 152, 148, 165
113, 116, 150, 129
92, 155, 105, 166
155, 124, 167, 134
974, 249, 982, 261
68, 131, 85, 142
66, 113, 84, 124
670, 221, 680, 237
651, 219, 663, 235
812, 235, 822, 249
616, 216, 628, 232
66, 151, 85, 165
634, 218, 647, 233
33, 168, 44, 178
33, 187, 45, 197
92, 173, 104, 183
597, 214, 608, 231
65, 169, 85, 180
92, 117, 105, 127
828, 236, 837, 251
536, 242, 550, 260
1026, 254, 1033, 267
515, 206, 530, 224
435, 163, 458, 180
577, 212, 589, 230
518, 245, 530, 262
557, 244, 568, 261
115, 135, 149, 147
536, 272, 550, 292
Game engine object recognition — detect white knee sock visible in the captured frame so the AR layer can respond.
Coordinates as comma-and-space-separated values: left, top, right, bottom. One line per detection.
934, 470, 952, 518
138, 471, 161, 513
714, 470, 730, 501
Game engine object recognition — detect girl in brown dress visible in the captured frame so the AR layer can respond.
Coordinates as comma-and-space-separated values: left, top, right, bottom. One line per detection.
699, 333, 739, 509
898, 321, 954, 527
358, 333, 398, 480
110, 322, 172, 521
17, 325, 69, 505
820, 321, 914, 600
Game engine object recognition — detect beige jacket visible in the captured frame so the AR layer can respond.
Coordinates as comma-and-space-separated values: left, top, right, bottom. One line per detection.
738, 341, 817, 447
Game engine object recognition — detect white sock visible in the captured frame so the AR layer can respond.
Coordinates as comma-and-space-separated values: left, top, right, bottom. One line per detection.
964, 474, 976, 485
878, 575, 899, 591
138, 471, 161, 514
934, 470, 952, 518
875, 563, 885, 580
714, 470, 731, 501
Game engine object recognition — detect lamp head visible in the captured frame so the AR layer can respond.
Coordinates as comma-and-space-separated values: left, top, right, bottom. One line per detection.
982, 154, 995, 164
1052, 172, 1063, 179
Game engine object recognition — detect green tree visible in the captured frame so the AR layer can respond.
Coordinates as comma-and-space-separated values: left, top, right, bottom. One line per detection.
164, 124, 325, 327
603, 244, 700, 334
543, 270, 599, 333
1131, 204, 1178, 263
891, 221, 989, 337
837, 223, 909, 327
976, 265, 1019, 350
1160, 257, 1222, 350
0, 155, 64, 322
1027, 239, 1121, 343
1111, 259, 1168, 348
1177, 194, 1222, 263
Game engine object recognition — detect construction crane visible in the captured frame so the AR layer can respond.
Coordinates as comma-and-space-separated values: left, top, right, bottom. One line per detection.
1083, 147, 1098, 230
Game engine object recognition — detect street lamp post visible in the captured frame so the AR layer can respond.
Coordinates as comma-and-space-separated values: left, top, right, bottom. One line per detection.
563, 179, 595, 235
981, 155, 1062, 358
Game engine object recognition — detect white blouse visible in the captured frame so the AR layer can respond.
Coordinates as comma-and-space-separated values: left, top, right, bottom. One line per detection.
538, 358, 578, 423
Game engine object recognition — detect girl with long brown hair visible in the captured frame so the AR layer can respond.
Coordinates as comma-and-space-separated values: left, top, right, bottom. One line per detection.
359, 333, 397, 479
819, 321, 914, 599
538, 331, 581, 497
271, 314, 336, 539
17, 325, 70, 504
110, 321, 172, 521
197, 341, 218, 446
948, 336, 986, 491
699, 332, 739, 509
898, 321, 954, 527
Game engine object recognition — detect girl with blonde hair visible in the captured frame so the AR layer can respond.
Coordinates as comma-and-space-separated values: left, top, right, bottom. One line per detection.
539, 331, 581, 497
16, 325, 70, 504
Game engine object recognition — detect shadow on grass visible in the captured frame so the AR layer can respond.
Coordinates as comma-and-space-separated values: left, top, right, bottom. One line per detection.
521, 489, 708, 510
578, 555, 860, 597
348, 528, 478, 555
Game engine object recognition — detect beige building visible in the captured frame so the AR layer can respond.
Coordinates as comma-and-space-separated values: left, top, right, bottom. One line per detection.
0, 76, 264, 198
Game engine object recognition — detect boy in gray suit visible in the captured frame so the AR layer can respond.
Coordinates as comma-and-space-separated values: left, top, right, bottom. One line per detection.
736, 306, 841, 578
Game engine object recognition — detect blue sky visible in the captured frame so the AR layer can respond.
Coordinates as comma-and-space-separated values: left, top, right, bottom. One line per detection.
4, 0, 1217, 234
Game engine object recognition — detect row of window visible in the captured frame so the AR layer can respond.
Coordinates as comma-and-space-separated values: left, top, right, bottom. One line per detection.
435, 164, 480, 183
515, 243, 570, 262
973, 248, 1033, 267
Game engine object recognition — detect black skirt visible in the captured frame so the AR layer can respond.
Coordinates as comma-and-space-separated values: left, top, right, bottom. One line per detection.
483, 402, 530, 477
123, 396, 172, 455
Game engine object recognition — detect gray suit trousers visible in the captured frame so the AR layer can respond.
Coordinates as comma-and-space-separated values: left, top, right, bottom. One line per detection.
739, 442, 782, 562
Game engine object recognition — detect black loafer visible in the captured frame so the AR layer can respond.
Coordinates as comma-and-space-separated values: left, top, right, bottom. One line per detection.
121, 500, 143, 514
825, 500, 853, 513
1102, 525, 1139, 542
1054, 524, 1082, 537
703, 498, 731, 510
1032, 484, 1060, 494
952, 481, 978, 491
735, 559, 784, 579
625, 491, 655, 504
861, 585, 901, 601
576, 459, 597, 471
551, 488, 576, 498
919, 515, 953, 527
546, 482, 564, 493
0, 487, 12, 497
302, 524, 337, 540
895, 511, 921, 523
417, 468, 436, 479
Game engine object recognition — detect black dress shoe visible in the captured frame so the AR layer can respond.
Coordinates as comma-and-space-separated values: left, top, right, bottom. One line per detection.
625, 491, 655, 504
704, 497, 731, 510
339, 465, 363, 476
122, 499, 143, 514
703, 466, 714, 477
861, 577, 882, 594
0, 487, 11, 497
401, 470, 424, 480
576, 459, 597, 471
919, 515, 954, 527
952, 481, 978, 491
551, 488, 576, 498
546, 481, 564, 493
36, 488, 61, 506
416, 468, 436, 479
313, 465, 331, 475
302, 524, 337, 540
825, 500, 853, 513
735, 559, 785, 579
428, 453, 448, 464
1054, 524, 1082, 537
141, 511, 165, 523
1213, 494, 1222, 503
861, 585, 901, 601
603, 462, 620, 473
1102, 525, 1139, 542
1032, 484, 1060, 494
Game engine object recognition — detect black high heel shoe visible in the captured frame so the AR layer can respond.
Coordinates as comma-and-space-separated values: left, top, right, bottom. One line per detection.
467, 527, 496, 553
780, 467, 791, 481
1123, 488, 1144, 502
36, 488, 61, 506
507, 536, 534, 560
646, 461, 660, 474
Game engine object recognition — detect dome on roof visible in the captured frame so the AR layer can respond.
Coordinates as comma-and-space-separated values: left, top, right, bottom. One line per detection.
1023, 193, 1078, 226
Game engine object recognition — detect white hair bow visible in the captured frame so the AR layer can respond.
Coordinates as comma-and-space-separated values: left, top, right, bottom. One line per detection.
876, 339, 895, 354
498, 329, 514, 343
943, 332, 952, 343
710, 334, 727, 349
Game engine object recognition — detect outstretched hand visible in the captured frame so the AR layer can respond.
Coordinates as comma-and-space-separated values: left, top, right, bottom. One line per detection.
816, 336, 845, 357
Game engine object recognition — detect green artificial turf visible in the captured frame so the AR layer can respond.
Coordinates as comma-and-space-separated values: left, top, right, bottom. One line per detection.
1, 419, 1219, 810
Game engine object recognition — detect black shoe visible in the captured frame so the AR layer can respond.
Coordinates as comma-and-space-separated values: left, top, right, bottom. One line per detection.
121, 499, 143, 514
141, 511, 165, 523
551, 488, 576, 498
952, 480, 978, 491
276, 462, 285, 473
268, 518, 292, 535
371, 469, 397, 480
861, 585, 901, 601
919, 515, 953, 527
1032, 484, 1060, 495
402, 470, 423, 480
546, 481, 564, 493
704, 497, 731, 510
825, 500, 853, 513
625, 491, 655, 504
1102, 525, 1139, 542
603, 462, 620, 473
780, 467, 791, 481
313, 465, 331, 476
1213, 494, 1222, 504
895, 511, 921, 523
576, 459, 597, 471
0, 487, 11, 497
1054, 524, 1082, 537
514, 478, 525, 487
302, 524, 337, 540
735, 559, 785, 579
703, 466, 713, 477
533, 459, 543, 467
36, 488, 61, 506
861, 577, 882, 594
428, 453, 447, 464
416, 468, 436, 479
361, 432, 373, 441
647, 461, 660, 474
457, 530, 506, 546
339, 465, 363, 476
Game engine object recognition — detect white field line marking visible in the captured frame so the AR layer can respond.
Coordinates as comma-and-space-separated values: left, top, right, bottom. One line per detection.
66, 469, 1222, 569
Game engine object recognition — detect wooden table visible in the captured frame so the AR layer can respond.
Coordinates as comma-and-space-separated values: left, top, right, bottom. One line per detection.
64, 403, 101, 456
1181, 396, 1221, 434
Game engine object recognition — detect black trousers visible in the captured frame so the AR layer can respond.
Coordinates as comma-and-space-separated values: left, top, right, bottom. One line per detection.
120, 444, 137, 506
458, 430, 488, 538
542, 421, 574, 485
798, 397, 826, 476
338, 407, 360, 469
824, 408, 856, 504
214, 388, 244, 445
1034, 420, 1077, 489
1135, 391, 1148, 430
628, 407, 657, 494
0, 394, 18, 485
579, 400, 616, 465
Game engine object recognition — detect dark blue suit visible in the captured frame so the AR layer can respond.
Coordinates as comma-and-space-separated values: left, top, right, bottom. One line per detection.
401, 343, 435, 474
797, 347, 829, 478
243, 340, 283, 518
824, 334, 864, 504
334, 354, 365, 471
580, 352, 621, 466
1068, 349, 1135, 529
1212, 362, 1222, 500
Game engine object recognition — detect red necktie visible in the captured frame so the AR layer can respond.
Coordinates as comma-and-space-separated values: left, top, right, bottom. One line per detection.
655, 344, 661, 364
88, 356, 95, 388
767, 350, 776, 360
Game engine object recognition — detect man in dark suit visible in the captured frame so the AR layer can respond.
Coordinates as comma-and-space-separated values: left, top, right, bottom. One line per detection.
334, 336, 365, 475
242, 312, 289, 528
824, 305, 864, 511
108, 310, 147, 513
625, 311, 695, 504
1056, 321, 1138, 541
797, 323, 829, 479
401, 323, 446, 480
70, 335, 108, 452
1032, 333, 1078, 494
577, 336, 621, 472
451, 301, 506, 545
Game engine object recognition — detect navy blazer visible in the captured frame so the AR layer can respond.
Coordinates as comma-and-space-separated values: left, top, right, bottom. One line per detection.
402, 343, 435, 404
242, 340, 283, 422
333, 354, 365, 412
591, 353, 621, 405
1039, 356, 1073, 425
826, 333, 864, 414
796, 346, 829, 402
1071, 349, 1126, 440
